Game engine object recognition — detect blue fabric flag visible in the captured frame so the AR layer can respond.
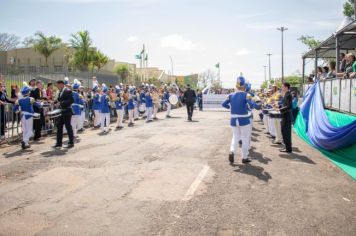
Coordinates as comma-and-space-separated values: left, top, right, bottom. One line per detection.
300, 82, 356, 150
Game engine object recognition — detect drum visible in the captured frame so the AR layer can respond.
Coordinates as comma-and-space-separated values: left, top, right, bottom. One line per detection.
262, 109, 271, 115
169, 94, 179, 105
269, 111, 282, 119
138, 104, 146, 114
47, 109, 62, 119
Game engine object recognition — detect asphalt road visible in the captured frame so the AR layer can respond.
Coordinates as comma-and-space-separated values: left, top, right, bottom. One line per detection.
0, 108, 355, 236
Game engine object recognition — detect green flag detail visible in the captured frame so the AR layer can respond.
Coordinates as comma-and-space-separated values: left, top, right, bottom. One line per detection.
215, 63, 220, 68
135, 54, 141, 60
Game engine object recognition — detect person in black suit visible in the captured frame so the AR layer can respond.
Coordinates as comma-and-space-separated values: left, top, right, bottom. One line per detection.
54, 80, 74, 148
279, 82, 293, 153
30, 80, 45, 141
182, 84, 197, 121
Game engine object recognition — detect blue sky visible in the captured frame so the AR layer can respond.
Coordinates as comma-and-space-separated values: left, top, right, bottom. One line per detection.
0, 0, 347, 87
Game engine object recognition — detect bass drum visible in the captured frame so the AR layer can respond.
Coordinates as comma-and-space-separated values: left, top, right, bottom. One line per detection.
169, 94, 179, 105
138, 104, 146, 114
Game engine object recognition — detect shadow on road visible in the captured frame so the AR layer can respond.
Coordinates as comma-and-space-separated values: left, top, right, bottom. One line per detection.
252, 132, 260, 137
233, 164, 272, 182
250, 150, 272, 165
3, 149, 34, 158
279, 153, 315, 165
41, 149, 68, 157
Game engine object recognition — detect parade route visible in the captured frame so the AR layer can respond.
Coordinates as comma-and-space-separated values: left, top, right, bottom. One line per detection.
0, 108, 355, 235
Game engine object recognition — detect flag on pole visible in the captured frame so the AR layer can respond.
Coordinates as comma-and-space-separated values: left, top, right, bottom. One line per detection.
145, 53, 148, 61
135, 54, 142, 60
215, 62, 220, 69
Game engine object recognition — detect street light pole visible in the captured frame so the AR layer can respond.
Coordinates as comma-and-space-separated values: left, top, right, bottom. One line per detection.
263, 65, 267, 82
277, 27, 288, 83
169, 56, 174, 83
266, 53, 272, 84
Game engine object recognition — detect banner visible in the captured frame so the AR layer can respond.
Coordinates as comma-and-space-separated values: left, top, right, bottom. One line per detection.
202, 94, 227, 110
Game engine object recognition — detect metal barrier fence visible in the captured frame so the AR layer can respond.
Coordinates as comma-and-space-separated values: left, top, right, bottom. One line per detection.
0, 101, 176, 145
303, 78, 356, 114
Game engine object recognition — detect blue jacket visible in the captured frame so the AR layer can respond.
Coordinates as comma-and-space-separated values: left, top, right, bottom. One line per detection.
100, 94, 110, 113
115, 98, 123, 110
128, 96, 135, 110
145, 93, 153, 108
222, 91, 259, 126
13, 96, 37, 120
72, 92, 83, 116
92, 93, 100, 110
140, 92, 146, 104
163, 92, 169, 102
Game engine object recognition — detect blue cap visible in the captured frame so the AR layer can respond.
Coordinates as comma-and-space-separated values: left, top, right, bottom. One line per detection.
21, 86, 31, 96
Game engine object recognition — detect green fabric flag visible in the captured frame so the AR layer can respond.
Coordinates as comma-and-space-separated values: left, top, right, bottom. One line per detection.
294, 110, 356, 180
135, 54, 141, 60
145, 53, 148, 61
215, 63, 220, 69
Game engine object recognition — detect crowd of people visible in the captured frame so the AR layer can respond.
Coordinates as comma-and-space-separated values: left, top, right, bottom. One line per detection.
1, 76, 200, 149
307, 52, 356, 82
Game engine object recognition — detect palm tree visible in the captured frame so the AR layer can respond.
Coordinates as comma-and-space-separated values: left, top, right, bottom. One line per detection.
115, 64, 130, 83
91, 50, 109, 72
69, 31, 93, 71
32, 32, 62, 65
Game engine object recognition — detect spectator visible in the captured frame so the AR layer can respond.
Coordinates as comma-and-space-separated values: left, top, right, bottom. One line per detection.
326, 61, 336, 79
46, 82, 53, 100
291, 91, 299, 124
344, 53, 355, 78
349, 53, 356, 78
316, 67, 323, 81
0, 82, 12, 139
339, 53, 346, 72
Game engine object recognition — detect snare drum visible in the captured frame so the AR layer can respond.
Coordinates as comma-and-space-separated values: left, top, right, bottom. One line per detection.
269, 111, 282, 119
138, 104, 146, 114
169, 94, 179, 105
33, 113, 41, 120
47, 109, 62, 119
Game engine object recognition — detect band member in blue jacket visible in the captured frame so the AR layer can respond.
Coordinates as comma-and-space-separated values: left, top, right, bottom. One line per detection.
145, 89, 153, 122
92, 84, 101, 128
114, 86, 124, 129
222, 76, 260, 164
13, 82, 41, 149
71, 80, 84, 137
163, 87, 171, 118
99, 84, 111, 133
127, 86, 135, 126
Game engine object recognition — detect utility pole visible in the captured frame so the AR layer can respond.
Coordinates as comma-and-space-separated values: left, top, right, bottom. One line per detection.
263, 65, 267, 82
277, 27, 288, 83
266, 53, 272, 84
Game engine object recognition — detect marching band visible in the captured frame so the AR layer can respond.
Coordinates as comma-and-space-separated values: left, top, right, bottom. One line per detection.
12, 77, 181, 150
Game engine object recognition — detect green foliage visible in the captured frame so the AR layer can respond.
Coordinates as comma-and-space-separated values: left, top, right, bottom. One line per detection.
285, 75, 302, 88
343, 0, 355, 17
29, 31, 62, 64
147, 77, 160, 87
90, 50, 109, 72
298, 35, 322, 50
260, 81, 268, 90
114, 64, 130, 83
69, 31, 93, 72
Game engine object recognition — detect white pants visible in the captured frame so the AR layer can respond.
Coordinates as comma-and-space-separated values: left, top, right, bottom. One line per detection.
263, 114, 269, 132
166, 102, 171, 116
128, 109, 134, 124
248, 117, 253, 149
268, 117, 276, 137
134, 103, 139, 119
274, 118, 283, 143
79, 111, 85, 130
71, 115, 81, 137
116, 109, 124, 127
21, 116, 33, 145
230, 124, 251, 159
146, 107, 153, 121
153, 104, 159, 118
100, 113, 110, 132
94, 110, 100, 126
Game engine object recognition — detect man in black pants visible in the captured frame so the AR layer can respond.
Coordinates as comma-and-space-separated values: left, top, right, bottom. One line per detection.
279, 82, 293, 153
54, 80, 74, 149
30, 80, 45, 141
182, 84, 196, 121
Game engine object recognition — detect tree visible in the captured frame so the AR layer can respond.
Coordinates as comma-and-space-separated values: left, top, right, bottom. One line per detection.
69, 31, 93, 71
90, 50, 109, 72
343, 0, 355, 18
260, 81, 268, 90
0, 33, 20, 50
115, 64, 130, 83
298, 35, 322, 50
29, 32, 62, 65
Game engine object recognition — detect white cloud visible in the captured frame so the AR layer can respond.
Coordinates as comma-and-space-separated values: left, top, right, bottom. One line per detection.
127, 36, 138, 42
235, 49, 252, 56
160, 34, 199, 51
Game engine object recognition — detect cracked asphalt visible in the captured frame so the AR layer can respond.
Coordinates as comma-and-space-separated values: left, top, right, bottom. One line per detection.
0, 108, 355, 236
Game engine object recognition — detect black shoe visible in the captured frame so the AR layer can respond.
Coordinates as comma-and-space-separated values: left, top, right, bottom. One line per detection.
21, 141, 26, 149
166, 115, 171, 118
280, 149, 292, 153
53, 143, 62, 148
229, 152, 234, 164
65, 143, 74, 149
242, 158, 252, 164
